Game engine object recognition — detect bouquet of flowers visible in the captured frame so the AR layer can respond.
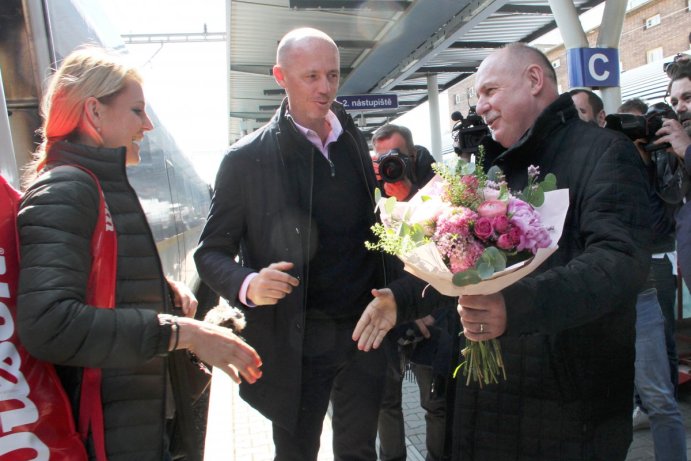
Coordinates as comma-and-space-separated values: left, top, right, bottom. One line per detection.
367, 156, 569, 386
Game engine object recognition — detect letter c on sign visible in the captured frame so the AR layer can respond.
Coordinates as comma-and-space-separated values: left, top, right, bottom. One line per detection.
588, 53, 610, 82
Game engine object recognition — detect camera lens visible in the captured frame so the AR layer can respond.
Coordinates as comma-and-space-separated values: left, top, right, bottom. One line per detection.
378, 153, 407, 182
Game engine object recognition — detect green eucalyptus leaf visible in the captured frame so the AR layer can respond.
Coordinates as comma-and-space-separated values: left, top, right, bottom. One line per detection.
384, 196, 397, 214
421, 195, 431, 202
411, 224, 426, 242
530, 186, 545, 207
399, 221, 411, 236
460, 162, 476, 176
542, 173, 557, 191
476, 261, 494, 279
453, 270, 482, 286
374, 187, 382, 204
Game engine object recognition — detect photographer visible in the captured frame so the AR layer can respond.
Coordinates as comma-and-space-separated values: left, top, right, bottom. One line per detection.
371, 124, 434, 201
656, 56, 691, 294
371, 124, 453, 461
608, 99, 687, 455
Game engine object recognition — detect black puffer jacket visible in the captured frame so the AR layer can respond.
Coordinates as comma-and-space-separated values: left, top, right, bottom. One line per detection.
451, 94, 651, 460
17, 141, 173, 461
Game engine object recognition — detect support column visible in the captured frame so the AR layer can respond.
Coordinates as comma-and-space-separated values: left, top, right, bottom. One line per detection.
427, 73, 442, 163
548, 0, 588, 49
597, 0, 628, 115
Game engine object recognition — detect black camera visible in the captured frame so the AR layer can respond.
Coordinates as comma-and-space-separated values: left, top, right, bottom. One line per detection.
375, 148, 411, 183
605, 102, 687, 204
451, 106, 490, 157
604, 102, 677, 152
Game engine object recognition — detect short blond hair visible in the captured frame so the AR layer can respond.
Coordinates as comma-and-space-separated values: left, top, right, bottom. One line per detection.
33, 46, 142, 170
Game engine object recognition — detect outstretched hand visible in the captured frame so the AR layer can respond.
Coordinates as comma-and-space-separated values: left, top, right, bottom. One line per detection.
352, 288, 397, 351
178, 318, 263, 384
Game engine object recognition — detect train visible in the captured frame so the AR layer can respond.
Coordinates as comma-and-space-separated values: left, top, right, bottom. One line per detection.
0, 0, 216, 310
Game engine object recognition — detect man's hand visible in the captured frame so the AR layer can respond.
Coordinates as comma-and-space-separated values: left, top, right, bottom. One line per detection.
414, 314, 435, 339
457, 293, 507, 341
655, 118, 691, 160
383, 178, 414, 201
246, 261, 299, 306
168, 279, 198, 318
353, 288, 397, 351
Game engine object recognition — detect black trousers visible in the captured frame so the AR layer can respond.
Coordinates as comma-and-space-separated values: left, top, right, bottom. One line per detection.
272, 318, 387, 461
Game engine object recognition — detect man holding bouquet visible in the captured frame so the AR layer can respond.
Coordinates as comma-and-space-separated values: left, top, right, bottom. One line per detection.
355, 43, 651, 460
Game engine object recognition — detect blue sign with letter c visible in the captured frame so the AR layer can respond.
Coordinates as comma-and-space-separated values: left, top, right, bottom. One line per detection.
567, 47, 620, 88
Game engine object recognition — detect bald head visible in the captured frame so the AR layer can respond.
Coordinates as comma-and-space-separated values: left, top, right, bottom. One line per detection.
474, 43, 559, 147
276, 28, 339, 67
480, 44, 558, 88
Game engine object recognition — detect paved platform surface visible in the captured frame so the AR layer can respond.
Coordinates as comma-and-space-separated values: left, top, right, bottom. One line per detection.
203, 368, 691, 460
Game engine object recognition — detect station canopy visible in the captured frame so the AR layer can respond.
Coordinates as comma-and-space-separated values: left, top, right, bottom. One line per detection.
227, 0, 606, 141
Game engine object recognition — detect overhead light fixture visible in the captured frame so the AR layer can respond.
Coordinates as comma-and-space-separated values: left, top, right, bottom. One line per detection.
381, 78, 395, 89
400, 59, 419, 73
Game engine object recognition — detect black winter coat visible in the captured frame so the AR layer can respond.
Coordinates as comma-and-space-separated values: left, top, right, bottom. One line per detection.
17, 142, 174, 461
451, 94, 651, 460
195, 100, 401, 431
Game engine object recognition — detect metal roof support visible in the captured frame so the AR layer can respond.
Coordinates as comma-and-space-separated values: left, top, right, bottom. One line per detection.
547, 0, 588, 49
427, 73, 442, 162
596, 0, 627, 115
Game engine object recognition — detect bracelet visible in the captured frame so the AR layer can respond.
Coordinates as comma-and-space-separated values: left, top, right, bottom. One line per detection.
171, 318, 180, 351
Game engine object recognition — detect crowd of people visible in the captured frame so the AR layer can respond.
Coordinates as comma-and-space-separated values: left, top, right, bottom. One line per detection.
7, 23, 691, 461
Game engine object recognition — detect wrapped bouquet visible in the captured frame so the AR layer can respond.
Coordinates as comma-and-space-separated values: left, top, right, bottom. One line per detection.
367, 157, 569, 386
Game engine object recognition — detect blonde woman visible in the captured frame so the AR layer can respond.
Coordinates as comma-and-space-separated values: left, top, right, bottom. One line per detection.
16, 47, 262, 460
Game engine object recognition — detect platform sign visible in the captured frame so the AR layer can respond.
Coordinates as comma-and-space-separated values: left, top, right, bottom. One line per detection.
337, 94, 398, 111
567, 47, 620, 88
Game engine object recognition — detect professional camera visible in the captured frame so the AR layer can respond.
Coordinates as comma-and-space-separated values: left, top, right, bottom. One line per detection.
605, 102, 687, 204
375, 148, 412, 183
451, 106, 490, 157
604, 102, 677, 152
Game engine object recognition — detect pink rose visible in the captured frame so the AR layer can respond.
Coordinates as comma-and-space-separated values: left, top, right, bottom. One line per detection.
492, 215, 509, 234
496, 233, 514, 250
473, 217, 493, 240
508, 226, 522, 246
477, 200, 508, 218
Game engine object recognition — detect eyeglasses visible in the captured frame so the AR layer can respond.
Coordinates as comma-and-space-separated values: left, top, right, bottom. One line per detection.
663, 53, 690, 77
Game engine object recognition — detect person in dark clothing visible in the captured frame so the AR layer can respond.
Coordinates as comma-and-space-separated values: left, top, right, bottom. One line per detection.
612, 99, 687, 458
355, 43, 651, 460
194, 28, 411, 461
371, 124, 454, 461
657, 58, 691, 291
16, 47, 262, 461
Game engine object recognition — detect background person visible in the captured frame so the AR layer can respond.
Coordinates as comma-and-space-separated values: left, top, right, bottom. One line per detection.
16, 46, 262, 460
570, 87, 606, 127
371, 123, 455, 461
657, 56, 691, 291
611, 98, 687, 459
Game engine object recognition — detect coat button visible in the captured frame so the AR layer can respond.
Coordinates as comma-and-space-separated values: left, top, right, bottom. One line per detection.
295, 322, 302, 330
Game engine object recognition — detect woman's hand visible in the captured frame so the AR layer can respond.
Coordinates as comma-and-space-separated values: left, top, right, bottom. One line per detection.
168, 279, 198, 318
177, 317, 262, 384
